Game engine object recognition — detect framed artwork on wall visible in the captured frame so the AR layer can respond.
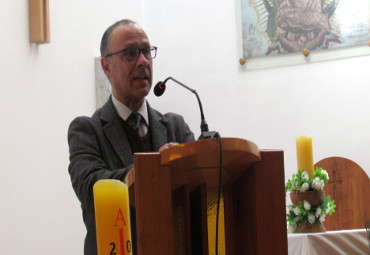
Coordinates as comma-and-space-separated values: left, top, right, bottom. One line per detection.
95, 58, 111, 109
236, 0, 370, 69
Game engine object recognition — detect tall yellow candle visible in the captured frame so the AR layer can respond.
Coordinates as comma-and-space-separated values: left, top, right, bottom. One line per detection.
296, 136, 314, 179
93, 180, 133, 255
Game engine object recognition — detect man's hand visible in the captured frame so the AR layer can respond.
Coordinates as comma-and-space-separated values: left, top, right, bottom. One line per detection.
159, 142, 179, 152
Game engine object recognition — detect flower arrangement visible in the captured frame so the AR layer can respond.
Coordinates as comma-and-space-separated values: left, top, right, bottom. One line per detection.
285, 167, 329, 193
286, 167, 336, 233
287, 194, 336, 233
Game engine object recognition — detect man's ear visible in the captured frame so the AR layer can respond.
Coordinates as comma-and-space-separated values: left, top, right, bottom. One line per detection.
101, 57, 111, 77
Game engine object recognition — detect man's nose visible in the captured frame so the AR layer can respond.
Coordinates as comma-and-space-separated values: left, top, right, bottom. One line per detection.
136, 52, 150, 67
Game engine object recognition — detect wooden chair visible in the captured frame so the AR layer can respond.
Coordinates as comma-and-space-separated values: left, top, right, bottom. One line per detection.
314, 157, 370, 231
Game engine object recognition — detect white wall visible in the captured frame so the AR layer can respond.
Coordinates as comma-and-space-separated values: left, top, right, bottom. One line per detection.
142, 0, 370, 179
0, 0, 369, 254
0, 0, 142, 254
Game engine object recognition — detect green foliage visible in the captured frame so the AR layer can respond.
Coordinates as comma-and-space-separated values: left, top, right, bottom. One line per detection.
322, 195, 336, 216
285, 167, 329, 193
314, 167, 329, 182
287, 195, 336, 232
286, 168, 336, 232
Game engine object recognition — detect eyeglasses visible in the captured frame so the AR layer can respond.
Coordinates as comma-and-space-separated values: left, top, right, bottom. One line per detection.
104, 46, 157, 61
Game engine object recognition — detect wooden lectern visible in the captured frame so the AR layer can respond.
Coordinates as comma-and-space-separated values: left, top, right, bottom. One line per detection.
126, 138, 288, 254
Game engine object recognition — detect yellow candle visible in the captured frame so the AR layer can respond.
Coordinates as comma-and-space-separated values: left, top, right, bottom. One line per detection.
296, 136, 314, 179
93, 180, 133, 255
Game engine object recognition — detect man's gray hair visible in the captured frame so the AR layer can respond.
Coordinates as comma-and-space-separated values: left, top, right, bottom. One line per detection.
100, 19, 137, 57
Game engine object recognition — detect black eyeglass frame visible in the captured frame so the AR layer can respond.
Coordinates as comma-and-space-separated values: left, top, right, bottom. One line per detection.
104, 46, 157, 61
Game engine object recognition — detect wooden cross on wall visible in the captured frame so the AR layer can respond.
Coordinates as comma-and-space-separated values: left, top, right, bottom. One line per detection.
326, 170, 343, 207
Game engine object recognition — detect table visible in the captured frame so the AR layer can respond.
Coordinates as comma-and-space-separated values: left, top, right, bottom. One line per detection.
288, 229, 368, 255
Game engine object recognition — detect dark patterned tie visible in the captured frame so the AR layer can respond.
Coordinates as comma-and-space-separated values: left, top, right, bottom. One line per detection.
128, 112, 142, 134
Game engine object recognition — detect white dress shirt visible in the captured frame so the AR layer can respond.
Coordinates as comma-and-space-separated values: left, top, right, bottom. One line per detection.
111, 95, 149, 136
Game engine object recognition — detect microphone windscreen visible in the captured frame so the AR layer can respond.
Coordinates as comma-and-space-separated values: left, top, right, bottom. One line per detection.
154, 82, 166, 96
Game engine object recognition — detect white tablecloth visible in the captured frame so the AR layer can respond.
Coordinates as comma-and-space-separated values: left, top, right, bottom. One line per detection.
288, 229, 369, 255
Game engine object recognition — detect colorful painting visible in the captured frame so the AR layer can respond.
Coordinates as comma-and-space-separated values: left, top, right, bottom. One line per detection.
241, 0, 370, 59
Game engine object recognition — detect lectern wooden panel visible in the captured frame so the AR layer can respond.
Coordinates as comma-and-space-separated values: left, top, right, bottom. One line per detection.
126, 138, 288, 255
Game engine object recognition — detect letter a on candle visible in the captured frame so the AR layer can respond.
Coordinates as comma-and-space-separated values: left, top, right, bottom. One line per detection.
114, 208, 127, 227
94, 180, 132, 255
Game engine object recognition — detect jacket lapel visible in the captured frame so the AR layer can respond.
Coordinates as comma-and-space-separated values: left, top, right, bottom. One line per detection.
100, 97, 133, 166
147, 103, 167, 152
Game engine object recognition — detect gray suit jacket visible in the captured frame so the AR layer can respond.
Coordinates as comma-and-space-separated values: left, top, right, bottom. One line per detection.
68, 97, 194, 255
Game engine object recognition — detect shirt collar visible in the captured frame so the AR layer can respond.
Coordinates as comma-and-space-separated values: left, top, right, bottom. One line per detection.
111, 95, 149, 126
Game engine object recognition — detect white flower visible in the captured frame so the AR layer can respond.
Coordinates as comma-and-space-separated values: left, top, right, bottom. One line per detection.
308, 214, 315, 224
300, 182, 309, 192
294, 215, 302, 223
288, 225, 296, 233
301, 171, 309, 180
294, 207, 300, 215
322, 169, 329, 180
315, 208, 322, 218
312, 178, 324, 190
287, 223, 297, 233
293, 181, 300, 191
303, 200, 311, 211
326, 205, 331, 214
319, 214, 326, 223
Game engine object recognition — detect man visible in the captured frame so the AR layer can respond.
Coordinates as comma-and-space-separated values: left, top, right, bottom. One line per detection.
68, 19, 195, 255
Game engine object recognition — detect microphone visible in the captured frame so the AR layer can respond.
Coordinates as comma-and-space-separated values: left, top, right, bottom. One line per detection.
154, 77, 217, 139
154, 81, 166, 96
